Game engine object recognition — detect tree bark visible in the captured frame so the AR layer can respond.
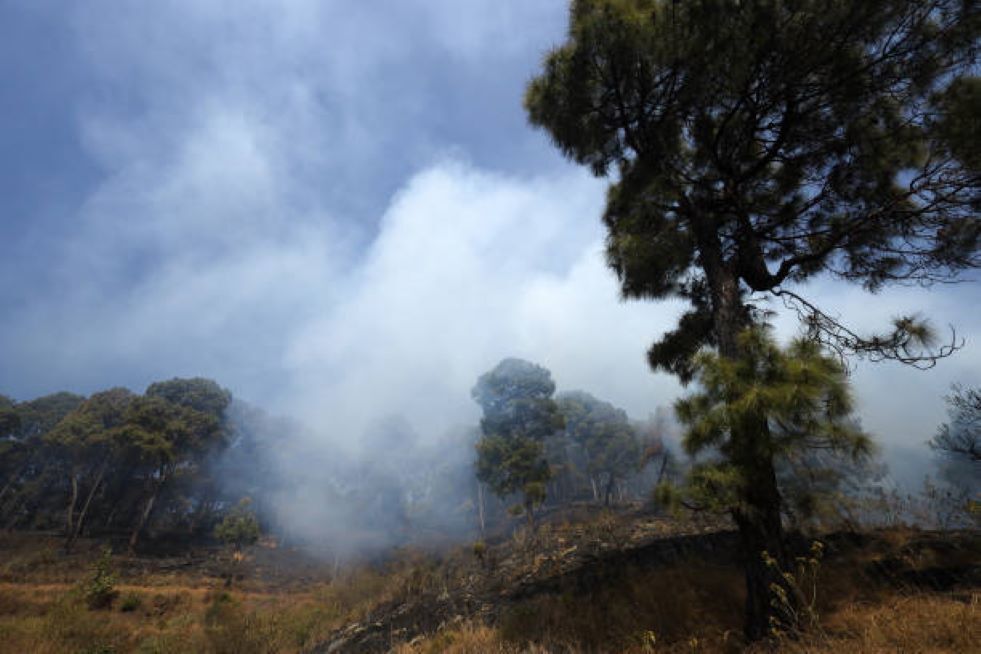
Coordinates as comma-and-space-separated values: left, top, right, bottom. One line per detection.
732, 421, 792, 641
66, 473, 78, 537
67, 460, 108, 551
129, 473, 166, 551
695, 218, 795, 640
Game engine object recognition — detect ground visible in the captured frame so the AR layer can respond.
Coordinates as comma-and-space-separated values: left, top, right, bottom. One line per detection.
0, 507, 977, 653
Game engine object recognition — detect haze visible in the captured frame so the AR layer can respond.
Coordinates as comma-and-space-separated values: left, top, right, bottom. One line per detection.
1, 0, 977, 486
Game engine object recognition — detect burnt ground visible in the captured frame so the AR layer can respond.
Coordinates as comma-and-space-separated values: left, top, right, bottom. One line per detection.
310, 508, 981, 653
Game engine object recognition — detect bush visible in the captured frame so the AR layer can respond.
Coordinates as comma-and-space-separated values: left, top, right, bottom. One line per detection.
119, 593, 141, 613
84, 548, 118, 610
214, 498, 261, 550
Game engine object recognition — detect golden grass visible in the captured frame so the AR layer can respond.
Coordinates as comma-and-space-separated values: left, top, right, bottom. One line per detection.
0, 527, 976, 653
396, 592, 979, 654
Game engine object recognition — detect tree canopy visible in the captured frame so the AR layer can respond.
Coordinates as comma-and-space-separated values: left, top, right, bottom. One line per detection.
526, 0, 978, 375
556, 390, 642, 505
472, 358, 565, 524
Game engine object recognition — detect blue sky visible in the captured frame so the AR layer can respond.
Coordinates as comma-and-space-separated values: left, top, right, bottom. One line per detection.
1, 1, 977, 466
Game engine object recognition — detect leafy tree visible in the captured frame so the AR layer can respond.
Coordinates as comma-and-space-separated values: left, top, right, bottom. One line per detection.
930, 384, 980, 466
117, 395, 225, 550
214, 498, 261, 551
146, 377, 232, 534
472, 358, 565, 526
557, 391, 641, 505
0, 392, 85, 528
44, 388, 136, 549
526, 0, 977, 638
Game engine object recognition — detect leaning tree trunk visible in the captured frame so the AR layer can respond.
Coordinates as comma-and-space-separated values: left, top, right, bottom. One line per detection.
66, 473, 79, 537
67, 460, 108, 552
697, 225, 796, 641
129, 473, 167, 551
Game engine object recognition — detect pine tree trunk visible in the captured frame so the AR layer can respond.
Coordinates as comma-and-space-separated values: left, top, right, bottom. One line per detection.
732, 432, 791, 641
696, 223, 796, 641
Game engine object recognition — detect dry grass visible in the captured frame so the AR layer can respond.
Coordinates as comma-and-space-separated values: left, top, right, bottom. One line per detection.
0, 534, 467, 654
397, 592, 979, 654
0, 526, 976, 653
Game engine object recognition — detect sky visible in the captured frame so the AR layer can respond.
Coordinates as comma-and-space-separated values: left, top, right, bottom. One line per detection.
1, 0, 978, 475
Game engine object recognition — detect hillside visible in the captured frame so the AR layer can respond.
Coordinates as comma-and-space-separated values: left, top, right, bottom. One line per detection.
0, 507, 977, 653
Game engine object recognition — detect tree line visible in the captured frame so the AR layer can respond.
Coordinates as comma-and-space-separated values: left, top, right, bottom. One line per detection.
471, 357, 672, 528
0, 378, 233, 551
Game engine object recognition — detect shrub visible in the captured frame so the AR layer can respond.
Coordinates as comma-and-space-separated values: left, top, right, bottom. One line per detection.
119, 593, 141, 613
84, 548, 118, 610
214, 498, 261, 550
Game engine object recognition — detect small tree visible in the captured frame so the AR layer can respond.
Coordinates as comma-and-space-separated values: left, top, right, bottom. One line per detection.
669, 327, 871, 635
84, 547, 119, 610
214, 498, 261, 551
472, 359, 565, 527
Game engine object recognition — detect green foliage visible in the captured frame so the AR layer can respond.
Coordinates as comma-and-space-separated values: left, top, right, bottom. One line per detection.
145, 377, 232, 419
673, 327, 871, 514
0, 377, 233, 546
84, 548, 119, 610
214, 498, 261, 549
119, 593, 142, 613
472, 359, 564, 519
13, 391, 86, 438
557, 391, 642, 503
526, 0, 978, 371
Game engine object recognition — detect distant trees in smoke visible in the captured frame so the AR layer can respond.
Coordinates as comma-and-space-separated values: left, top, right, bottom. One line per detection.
931, 385, 980, 467
0, 378, 232, 551
472, 357, 675, 527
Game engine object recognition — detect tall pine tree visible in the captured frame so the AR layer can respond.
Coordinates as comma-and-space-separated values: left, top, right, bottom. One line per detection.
526, 0, 978, 639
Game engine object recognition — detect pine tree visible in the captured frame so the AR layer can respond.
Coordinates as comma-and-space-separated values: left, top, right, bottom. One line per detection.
525, 0, 978, 639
